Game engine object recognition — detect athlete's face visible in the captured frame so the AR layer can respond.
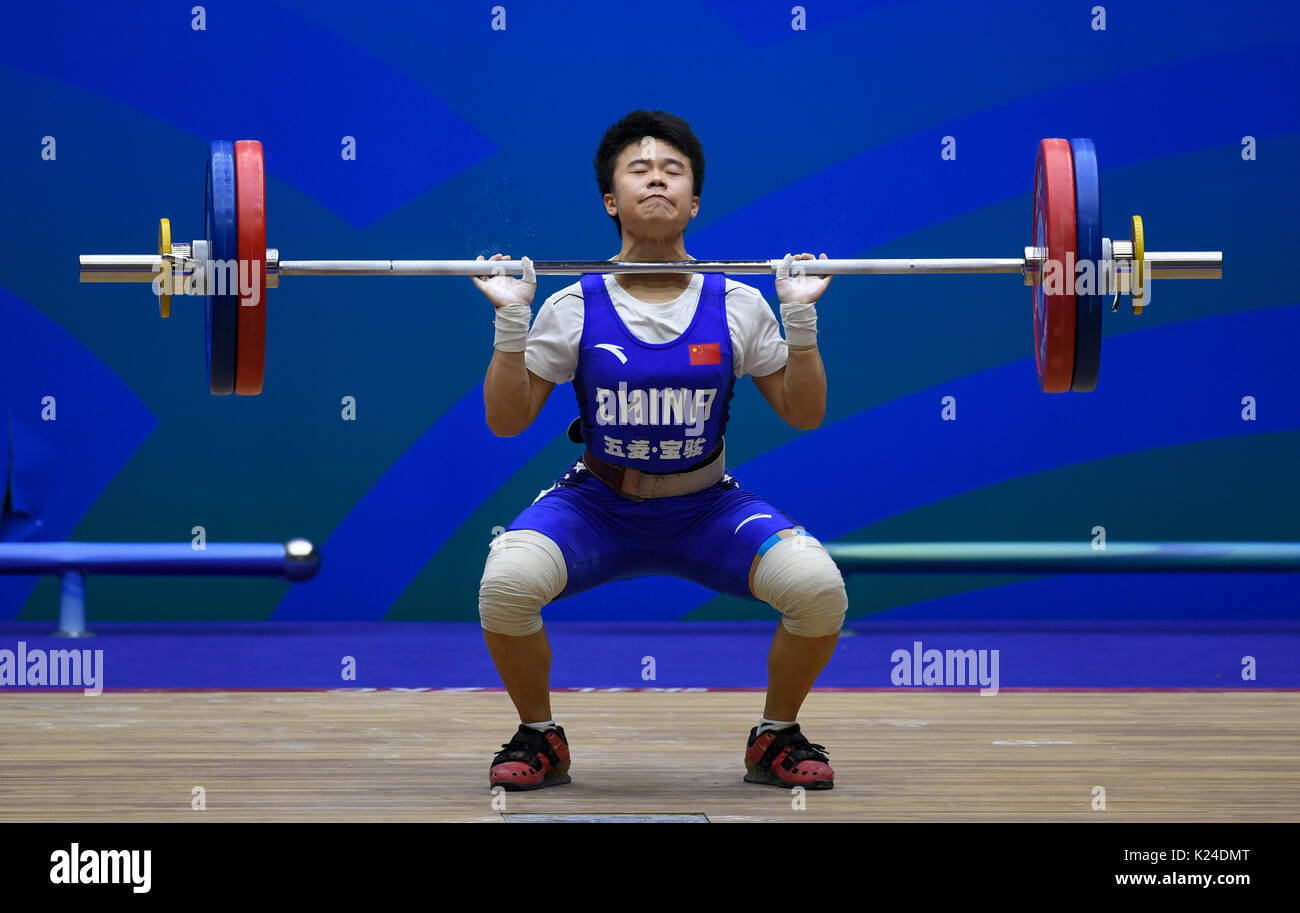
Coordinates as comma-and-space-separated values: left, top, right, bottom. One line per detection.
604, 137, 699, 242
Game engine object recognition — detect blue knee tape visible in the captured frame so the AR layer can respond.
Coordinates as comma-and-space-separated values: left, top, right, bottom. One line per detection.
757, 527, 810, 558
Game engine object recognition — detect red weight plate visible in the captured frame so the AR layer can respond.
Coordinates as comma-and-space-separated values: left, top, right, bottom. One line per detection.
1031, 139, 1077, 393
234, 140, 267, 395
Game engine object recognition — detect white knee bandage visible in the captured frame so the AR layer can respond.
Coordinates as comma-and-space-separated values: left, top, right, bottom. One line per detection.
478, 529, 568, 636
752, 533, 848, 637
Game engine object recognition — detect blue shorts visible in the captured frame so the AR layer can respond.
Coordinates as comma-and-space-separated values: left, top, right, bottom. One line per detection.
506, 456, 806, 602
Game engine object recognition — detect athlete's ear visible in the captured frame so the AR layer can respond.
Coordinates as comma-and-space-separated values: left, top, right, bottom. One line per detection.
604, 192, 619, 218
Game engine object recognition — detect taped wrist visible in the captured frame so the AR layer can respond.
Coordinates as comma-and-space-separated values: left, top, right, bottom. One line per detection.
779, 299, 818, 349
494, 301, 532, 352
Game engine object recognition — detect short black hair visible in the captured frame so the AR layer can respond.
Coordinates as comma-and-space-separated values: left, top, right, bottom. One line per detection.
594, 110, 705, 239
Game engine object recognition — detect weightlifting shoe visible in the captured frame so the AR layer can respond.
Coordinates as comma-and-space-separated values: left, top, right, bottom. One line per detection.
743, 723, 834, 789
489, 724, 572, 791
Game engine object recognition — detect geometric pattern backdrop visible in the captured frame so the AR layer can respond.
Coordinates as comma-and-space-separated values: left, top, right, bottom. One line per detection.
2, 0, 1297, 621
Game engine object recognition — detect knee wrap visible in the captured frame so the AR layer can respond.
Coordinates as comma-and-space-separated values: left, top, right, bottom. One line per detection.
478, 529, 568, 636
752, 532, 847, 637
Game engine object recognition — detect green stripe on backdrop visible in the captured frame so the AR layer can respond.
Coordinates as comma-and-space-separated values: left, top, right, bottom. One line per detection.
685, 431, 1300, 622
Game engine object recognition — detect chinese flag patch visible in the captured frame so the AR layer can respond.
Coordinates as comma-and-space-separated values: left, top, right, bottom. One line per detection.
689, 342, 721, 365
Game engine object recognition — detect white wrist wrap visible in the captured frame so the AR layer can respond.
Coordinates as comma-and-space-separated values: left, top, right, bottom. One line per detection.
493, 301, 532, 352
780, 299, 818, 349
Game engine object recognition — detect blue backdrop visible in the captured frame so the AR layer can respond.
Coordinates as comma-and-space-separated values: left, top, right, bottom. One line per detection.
2, 0, 1297, 622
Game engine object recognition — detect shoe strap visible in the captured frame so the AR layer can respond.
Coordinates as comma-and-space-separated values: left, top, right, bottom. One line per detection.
756, 724, 830, 770
493, 726, 563, 770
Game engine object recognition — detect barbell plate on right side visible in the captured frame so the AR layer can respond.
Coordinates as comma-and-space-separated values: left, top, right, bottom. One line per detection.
1131, 215, 1146, 314
206, 140, 240, 396
234, 140, 267, 396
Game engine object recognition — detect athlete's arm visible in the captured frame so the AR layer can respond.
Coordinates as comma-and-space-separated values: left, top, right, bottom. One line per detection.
484, 355, 556, 437
751, 356, 824, 430
757, 252, 831, 429
472, 253, 556, 436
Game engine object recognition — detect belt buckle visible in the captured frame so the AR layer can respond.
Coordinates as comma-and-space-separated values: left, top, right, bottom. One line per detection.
618, 467, 647, 502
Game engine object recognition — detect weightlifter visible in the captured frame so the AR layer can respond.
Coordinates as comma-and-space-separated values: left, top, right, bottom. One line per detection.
471, 110, 847, 791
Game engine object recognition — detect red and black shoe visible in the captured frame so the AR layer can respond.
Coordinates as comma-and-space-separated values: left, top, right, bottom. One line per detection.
743, 723, 834, 789
489, 724, 572, 791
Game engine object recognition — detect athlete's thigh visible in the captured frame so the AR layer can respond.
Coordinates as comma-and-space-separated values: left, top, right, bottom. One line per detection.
506, 459, 656, 599
667, 480, 803, 602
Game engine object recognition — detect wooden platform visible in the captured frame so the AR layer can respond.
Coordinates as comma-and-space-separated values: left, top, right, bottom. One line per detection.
2, 691, 1296, 822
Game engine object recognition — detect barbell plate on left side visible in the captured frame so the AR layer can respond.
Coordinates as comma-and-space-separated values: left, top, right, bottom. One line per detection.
206, 140, 239, 396
157, 218, 172, 318
1031, 139, 1078, 393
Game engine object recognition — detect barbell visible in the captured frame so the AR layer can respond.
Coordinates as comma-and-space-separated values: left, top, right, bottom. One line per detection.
78, 138, 1223, 396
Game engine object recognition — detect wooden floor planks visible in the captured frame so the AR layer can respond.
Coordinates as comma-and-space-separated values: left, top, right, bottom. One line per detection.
1, 691, 1296, 822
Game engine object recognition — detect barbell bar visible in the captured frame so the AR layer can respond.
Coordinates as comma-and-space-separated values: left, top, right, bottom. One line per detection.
77, 138, 1223, 396
78, 251, 1223, 281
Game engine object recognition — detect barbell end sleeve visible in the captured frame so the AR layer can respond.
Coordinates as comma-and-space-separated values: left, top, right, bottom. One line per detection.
79, 254, 165, 283
1144, 251, 1223, 280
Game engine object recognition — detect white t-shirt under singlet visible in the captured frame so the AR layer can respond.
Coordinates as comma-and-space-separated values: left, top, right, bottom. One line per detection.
523, 273, 790, 385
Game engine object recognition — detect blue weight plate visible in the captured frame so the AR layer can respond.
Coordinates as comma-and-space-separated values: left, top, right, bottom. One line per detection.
1070, 138, 1102, 392
206, 140, 239, 395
